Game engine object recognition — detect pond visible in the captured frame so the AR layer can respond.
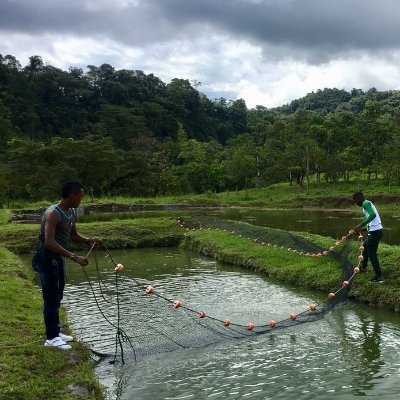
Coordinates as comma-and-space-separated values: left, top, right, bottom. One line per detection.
78, 207, 400, 245
214, 208, 400, 245
50, 247, 400, 400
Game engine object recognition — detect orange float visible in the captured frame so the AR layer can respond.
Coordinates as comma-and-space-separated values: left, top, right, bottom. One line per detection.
145, 285, 154, 294
289, 313, 297, 320
246, 322, 254, 331
223, 318, 231, 327
268, 319, 276, 328
173, 300, 182, 308
114, 263, 124, 272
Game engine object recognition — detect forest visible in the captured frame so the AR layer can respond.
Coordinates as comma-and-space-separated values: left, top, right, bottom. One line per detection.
1, 54, 400, 201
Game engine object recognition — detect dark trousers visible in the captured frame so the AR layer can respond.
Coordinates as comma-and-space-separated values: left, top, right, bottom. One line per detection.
39, 259, 65, 340
361, 229, 383, 278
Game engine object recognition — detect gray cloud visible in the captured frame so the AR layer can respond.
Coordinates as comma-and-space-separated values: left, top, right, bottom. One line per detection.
1, 0, 399, 63
1, 0, 400, 107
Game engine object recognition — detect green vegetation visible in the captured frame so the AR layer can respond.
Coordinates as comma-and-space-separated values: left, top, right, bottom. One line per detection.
6, 178, 400, 221
0, 217, 184, 254
0, 209, 11, 225
0, 248, 104, 400
1, 54, 400, 202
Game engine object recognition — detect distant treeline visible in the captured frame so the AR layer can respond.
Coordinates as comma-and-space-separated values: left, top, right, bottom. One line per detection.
1, 54, 400, 201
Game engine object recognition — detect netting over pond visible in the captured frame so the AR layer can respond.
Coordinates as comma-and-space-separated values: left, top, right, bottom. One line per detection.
68, 216, 362, 364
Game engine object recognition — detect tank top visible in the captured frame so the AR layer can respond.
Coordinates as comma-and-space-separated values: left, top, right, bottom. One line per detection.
39, 204, 76, 250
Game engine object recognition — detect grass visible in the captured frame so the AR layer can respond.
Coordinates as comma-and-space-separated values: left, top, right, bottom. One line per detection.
0, 209, 11, 225
0, 247, 104, 400
0, 217, 184, 254
6, 178, 400, 212
181, 229, 342, 292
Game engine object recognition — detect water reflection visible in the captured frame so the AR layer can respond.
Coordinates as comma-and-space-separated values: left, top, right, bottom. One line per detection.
347, 310, 385, 397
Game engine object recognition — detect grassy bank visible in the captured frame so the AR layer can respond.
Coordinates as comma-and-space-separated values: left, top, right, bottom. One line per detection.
0, 248, 104, 400
5, 179, 400, 212
0, 217, 184, 254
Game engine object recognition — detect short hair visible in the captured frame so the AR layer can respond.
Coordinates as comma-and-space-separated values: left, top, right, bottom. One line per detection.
61, 181, 84, 199
352, 191, 364, 199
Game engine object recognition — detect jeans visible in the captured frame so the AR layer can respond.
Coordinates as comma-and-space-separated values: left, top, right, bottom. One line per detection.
38, 254, 65, 340
361, 229, 383, 278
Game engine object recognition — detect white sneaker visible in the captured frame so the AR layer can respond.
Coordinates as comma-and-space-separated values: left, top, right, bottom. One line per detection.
59, 332, 74, 342
44, 336, 72, 350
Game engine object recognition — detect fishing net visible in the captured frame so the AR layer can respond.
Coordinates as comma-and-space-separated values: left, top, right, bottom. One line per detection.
67, 216, 363, 364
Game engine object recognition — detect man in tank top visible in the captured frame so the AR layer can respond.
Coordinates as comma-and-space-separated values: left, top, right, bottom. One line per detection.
32, 181, 100, 350
352, 191, 383, 283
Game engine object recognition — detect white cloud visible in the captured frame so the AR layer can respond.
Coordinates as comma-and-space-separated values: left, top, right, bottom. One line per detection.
1, 1, 400, 109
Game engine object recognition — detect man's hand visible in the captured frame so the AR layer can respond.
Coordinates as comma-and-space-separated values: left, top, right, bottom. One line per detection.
70, 254, 89, 266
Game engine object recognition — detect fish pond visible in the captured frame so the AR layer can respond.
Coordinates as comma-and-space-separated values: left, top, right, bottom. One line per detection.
47, 247, 400, 400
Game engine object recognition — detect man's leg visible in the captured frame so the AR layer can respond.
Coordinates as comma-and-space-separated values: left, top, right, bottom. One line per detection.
367, 230, 383, 278
40, 267, 61, 340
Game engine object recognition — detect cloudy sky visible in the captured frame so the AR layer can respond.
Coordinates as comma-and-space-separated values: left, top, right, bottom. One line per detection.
1, 0, 400, 108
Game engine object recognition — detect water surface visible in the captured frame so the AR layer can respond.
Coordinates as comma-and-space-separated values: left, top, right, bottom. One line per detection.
57, 248, 400, 400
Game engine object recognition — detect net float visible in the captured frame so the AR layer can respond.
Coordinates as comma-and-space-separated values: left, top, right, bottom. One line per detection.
358, 235, 363, 240
246, 322, 254, 331
289, 313, 297, 320
359, 246, 365, 252
329, 246, 335, 251
268, 319, 276, 328
342, 280, 350, 287
323, 251, 328, 256
358, 255, 364, 261
328, 292, 335, 300
308, 304, 317, 311
354, 267, 360, 273
145, 286, 154, 294
223, 318, 231, 327
114, 263, 124, 272
173, 300, 182, 308
197, 311, 206, 318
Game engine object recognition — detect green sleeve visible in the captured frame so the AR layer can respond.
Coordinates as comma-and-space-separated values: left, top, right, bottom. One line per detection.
362, 200, 376, 225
